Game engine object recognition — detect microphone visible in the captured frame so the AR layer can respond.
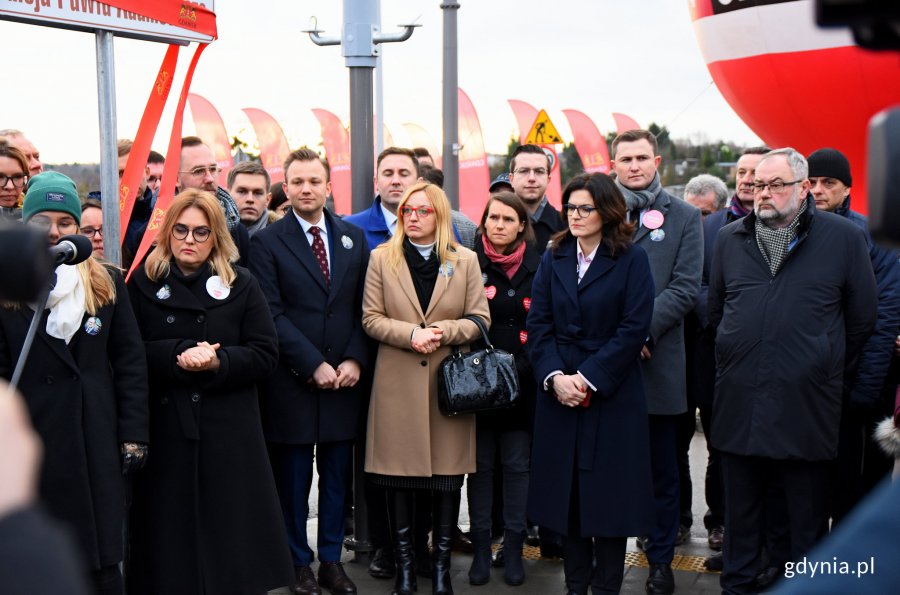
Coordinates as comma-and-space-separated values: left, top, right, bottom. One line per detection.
49, 234, 94, 266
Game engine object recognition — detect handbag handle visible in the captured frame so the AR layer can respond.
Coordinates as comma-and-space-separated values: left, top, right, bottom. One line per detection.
462, 315, 493, 350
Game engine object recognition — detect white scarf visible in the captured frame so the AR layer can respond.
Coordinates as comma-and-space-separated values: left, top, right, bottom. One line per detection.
43, 264, 86, 344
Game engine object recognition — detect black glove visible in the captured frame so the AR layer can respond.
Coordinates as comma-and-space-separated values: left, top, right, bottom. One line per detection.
120, 442, 148, 475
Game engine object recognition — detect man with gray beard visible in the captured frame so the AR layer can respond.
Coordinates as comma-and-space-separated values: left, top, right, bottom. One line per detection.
708, 148, 878, 595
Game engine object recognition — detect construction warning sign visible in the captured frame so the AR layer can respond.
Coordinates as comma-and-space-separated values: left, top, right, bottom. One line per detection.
525, 109, 563, 145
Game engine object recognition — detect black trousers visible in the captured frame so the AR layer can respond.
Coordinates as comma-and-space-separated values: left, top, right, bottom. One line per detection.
720, 453, 830, 595
646, 415, 680, 565
563, 458, 626, 594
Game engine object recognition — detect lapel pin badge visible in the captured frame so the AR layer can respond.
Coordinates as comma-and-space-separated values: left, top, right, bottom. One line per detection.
341, 235, 353, 249
84, 316, 102, 336
156, 284, 171, 300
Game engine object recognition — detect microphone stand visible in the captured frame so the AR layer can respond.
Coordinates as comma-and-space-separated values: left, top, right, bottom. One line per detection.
7, 275, 54, 394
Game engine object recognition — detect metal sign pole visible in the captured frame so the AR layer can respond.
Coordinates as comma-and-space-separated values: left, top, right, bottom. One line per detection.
441, 2, 460, 209
95, 30, 121, 266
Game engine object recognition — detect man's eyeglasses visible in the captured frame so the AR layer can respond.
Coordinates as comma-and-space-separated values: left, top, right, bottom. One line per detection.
513, 167, 548, 177
172, 224, 212, 243
80, 226, 103, 238
563, 204, 598, 218
0, 174, 27, 189
400, 206, 435, 218
752, 180, 802, 194
179, 165, 221, 179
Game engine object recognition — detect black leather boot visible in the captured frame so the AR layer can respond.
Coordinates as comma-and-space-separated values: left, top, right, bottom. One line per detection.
467, 529, 492, 586
432, 490, 455, 595
387, 488, 417, 595
503, 529, 526, 586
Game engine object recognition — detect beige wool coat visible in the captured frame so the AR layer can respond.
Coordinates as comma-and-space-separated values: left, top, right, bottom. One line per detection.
362, 245, 491, 477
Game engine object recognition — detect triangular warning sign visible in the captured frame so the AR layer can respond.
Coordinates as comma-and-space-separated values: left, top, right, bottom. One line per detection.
524, 109, 563, 145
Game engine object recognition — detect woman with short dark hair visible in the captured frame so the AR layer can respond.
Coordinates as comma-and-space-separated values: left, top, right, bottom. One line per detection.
0, 141, 29, 220
467, 191, 540, 587
527, 173, 656, 594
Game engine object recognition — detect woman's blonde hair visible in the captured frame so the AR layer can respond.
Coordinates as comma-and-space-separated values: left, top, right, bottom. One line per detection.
144, 189, 239, 286
378, 182, 459, 272
78, 259, 118, 315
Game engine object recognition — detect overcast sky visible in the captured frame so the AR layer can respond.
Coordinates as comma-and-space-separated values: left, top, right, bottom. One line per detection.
0, 0, 764, 164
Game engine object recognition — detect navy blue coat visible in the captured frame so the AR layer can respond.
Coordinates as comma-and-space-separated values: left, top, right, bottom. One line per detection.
835, 198, 900, 411
526, 237, 656, 537
708, 198, 877, 460
249, 209, 370, 444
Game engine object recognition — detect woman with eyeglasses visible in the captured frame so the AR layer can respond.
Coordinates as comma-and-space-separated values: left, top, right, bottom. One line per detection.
0, 141, 29, 221
526, 173, 656, 594
80, 199, 105, 258
362, 182, 490, 595
0, 171, 149, 595
465, 191, 540, 587
126, 189, 293, 595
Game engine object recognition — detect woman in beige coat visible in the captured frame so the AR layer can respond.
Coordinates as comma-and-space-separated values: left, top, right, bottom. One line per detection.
363, 182, 490, 595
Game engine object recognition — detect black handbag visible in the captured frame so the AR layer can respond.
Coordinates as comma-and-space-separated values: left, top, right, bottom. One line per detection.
437, 315, 520, 417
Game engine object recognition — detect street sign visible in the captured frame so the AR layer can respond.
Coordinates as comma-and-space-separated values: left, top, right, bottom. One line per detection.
0, 1, 215, 44
525, 109, 563, 145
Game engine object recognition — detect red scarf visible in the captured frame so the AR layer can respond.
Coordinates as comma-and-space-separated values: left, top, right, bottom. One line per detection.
482, 234, 526, 280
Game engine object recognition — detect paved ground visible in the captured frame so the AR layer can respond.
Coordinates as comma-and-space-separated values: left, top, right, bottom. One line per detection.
270, 424, 727, 594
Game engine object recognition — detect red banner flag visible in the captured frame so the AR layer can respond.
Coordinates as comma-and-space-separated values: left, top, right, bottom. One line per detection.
562, 109, 611, 175
612, 113, 641, 135
507, 100, 562, 208
119, 44, 180, 240
128, 43, 209, 282
402, 123, 441, 169
242, 108, 290, 185
187, 93, 232, 187
311, 109, 352, 215
101, 0, 217, 39
457, 88, 490, 221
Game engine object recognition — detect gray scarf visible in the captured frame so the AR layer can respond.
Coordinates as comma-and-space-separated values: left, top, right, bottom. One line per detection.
216, 186, 241, 231
754, 198, 808, 276
615, 172, 663, 211
245, 211, 270, 237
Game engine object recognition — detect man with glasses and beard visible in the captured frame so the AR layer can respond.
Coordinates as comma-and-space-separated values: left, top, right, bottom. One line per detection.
175, 136, 250, 264
708, 148, 877, 595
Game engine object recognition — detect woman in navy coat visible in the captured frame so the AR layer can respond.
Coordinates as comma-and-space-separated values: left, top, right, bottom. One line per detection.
526, 173, 656, 594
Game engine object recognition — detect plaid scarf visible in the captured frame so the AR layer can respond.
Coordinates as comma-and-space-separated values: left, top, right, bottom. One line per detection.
216, 186, 241, 231
754, 198, 807, 276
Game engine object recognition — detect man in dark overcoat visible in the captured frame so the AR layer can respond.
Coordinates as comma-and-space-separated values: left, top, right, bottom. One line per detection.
611, 129, 703, 595
708, 148, 877, 595
250, 148, 369, 595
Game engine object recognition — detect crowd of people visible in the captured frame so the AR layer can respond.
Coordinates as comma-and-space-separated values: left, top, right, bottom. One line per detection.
0, 127, 898, 595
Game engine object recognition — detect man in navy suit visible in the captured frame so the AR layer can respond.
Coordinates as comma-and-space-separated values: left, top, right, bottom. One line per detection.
250, 148, 370, 595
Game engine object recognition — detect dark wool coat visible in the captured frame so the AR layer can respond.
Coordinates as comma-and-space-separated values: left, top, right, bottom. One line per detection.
0, 269, 148, 570
249, 210, 370, 445
526, 238, 656, 537
126, 264, 292, 595
708, 197, 878, 461
474, 237, 540, 431
633, 190, 703, 415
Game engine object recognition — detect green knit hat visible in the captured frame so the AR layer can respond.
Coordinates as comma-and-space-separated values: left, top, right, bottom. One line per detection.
23, 171, 81, 225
